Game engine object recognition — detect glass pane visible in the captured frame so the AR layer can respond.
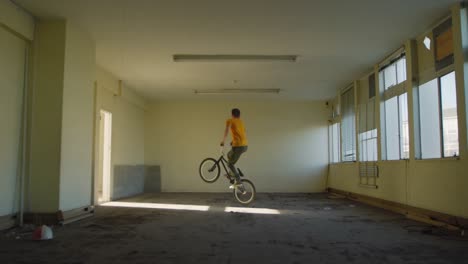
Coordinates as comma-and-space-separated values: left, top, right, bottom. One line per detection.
359, 129, 378, 162
331, 123, 340, 163
329, 124, 333, 162
379, 71, 385, 92
399, 93, 410, 159
358, 103, 366, 133
368, 136, 378, 161
367, 100, 375, 130
419, 79, 441, 159
341, 88, 356, 161
384, 97, 400, 160
440, 72, 459, 157
396, 57, 407, 84
359, 133, 365, 161
384, 64, 397, 90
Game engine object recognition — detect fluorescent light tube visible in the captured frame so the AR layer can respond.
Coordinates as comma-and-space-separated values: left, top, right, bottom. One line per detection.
174, 54, 297, 62
194, 89, 280, 94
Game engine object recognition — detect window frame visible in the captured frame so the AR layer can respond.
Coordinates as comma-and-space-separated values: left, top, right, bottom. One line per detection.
379, 52, 410, 161
340, 85, 357, 163
415, 71, 459, 159
328, 122, 341, 164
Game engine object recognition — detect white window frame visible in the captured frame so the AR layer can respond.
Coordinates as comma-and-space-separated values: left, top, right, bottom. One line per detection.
340, 85, 357, 162
379, 52, 410, 161
328, 122, 341, 164
415, 71, 459, 159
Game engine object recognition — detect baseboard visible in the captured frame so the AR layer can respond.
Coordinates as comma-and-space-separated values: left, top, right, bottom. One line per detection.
60, 205, 94, 225
0, 214, 16, 231
23, 211, 62, 225
328, 188, 468, 231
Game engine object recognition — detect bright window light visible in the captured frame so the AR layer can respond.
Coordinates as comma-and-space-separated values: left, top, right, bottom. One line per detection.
101, 201, 210, 211
224, 207, 280, 215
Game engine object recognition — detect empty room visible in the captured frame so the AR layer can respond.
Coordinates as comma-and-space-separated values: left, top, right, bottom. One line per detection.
1, 0, 468, 263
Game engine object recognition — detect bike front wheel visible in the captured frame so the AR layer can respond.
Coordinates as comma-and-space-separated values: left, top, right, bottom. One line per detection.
234, 179, 256, 205
199, 158, 220, 183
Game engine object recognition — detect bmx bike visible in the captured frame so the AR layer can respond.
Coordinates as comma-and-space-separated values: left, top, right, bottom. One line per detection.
199, 147, 256, 204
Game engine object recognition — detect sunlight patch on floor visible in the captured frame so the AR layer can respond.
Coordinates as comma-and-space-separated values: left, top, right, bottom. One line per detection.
101, 201, 282, 215
101, 201, 210, 211
224, 207, 281, 215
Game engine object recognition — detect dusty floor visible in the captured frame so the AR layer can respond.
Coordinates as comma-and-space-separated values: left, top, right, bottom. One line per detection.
1, 193, 468, 264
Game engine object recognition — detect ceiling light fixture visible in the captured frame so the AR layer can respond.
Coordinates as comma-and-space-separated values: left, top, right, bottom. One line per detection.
174, 54, 297, 62
194, 88, 281, 94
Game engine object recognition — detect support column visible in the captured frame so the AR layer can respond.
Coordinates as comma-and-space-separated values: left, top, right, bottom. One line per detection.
452, 4, 468, 160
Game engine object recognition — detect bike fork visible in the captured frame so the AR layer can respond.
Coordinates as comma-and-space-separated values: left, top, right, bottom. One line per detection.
236, 184, 247, 195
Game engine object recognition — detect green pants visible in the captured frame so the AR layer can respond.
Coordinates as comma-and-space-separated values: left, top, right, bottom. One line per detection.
227, 146, 248, 181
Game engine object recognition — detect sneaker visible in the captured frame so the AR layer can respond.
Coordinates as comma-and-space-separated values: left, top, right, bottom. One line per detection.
229, 181, 242, 189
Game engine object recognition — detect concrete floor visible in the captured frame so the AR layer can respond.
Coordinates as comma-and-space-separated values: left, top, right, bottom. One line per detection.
1, 193, 467, 264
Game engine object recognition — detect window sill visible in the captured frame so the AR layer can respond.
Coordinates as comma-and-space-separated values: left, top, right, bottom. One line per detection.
379, 159, 408, 163
415, 157, 460, 162
331, 161, 357, 165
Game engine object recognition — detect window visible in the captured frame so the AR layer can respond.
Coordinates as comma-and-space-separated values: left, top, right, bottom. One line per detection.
399, 93, 410, 159
384, 96, 399, 159
440, 72, 459, 157
359, 129, 377, 162
341, 87, 356, 162
418, 79, 441, 158
380, 55, 409, 160
358, 80, 377, 162
381, 56, 406, 91
329, 123, 340, 163
358, 74, 378, 187
417, 72, 459, 158
368, 74, 376, 98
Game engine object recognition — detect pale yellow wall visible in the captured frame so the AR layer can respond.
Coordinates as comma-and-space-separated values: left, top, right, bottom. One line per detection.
329, 160, 467, 217
28, 20, 66, 212
95, 66, 146, 200
145, 101, 329, 192
0, 0, 34, 40
0, 27, 27, 216
328, 5, 468, 219
59, 22, 96, 211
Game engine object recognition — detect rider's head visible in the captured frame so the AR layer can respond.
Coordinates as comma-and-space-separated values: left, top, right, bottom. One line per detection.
231, 108, 241, 118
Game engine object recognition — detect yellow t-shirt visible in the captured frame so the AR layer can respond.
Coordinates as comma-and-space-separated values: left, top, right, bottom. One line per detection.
227, 118, 248, 147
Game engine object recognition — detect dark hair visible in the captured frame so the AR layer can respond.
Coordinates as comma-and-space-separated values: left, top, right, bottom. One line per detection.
231, 108, 241, 118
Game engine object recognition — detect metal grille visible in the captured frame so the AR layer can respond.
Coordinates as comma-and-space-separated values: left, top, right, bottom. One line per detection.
359, 162, 379, 188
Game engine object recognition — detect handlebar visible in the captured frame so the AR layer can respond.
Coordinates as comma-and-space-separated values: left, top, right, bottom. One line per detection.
220, 146, 225, 156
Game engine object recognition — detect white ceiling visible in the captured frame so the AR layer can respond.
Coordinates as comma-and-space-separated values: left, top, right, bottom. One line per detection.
17, 0, 460, 101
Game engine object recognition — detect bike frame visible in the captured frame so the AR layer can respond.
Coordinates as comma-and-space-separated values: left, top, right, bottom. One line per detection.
211, 155, 229, 175
210, 154, 244, 177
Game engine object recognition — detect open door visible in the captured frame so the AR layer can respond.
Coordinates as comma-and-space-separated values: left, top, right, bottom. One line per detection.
97, 110, 112, 204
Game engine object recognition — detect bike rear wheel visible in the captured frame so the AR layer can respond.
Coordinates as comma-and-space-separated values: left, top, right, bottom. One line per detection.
199, 158, 220, 183
234, 179, 256, 204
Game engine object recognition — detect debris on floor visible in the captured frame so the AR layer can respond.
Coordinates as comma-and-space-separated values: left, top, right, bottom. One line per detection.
32, 225, 54, 241
327, 193, 346, 199
2, 193, 468, 263
3, 224, 36, 240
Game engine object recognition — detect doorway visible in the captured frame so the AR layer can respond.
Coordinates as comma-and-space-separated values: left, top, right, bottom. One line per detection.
97, 110, 112, 204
